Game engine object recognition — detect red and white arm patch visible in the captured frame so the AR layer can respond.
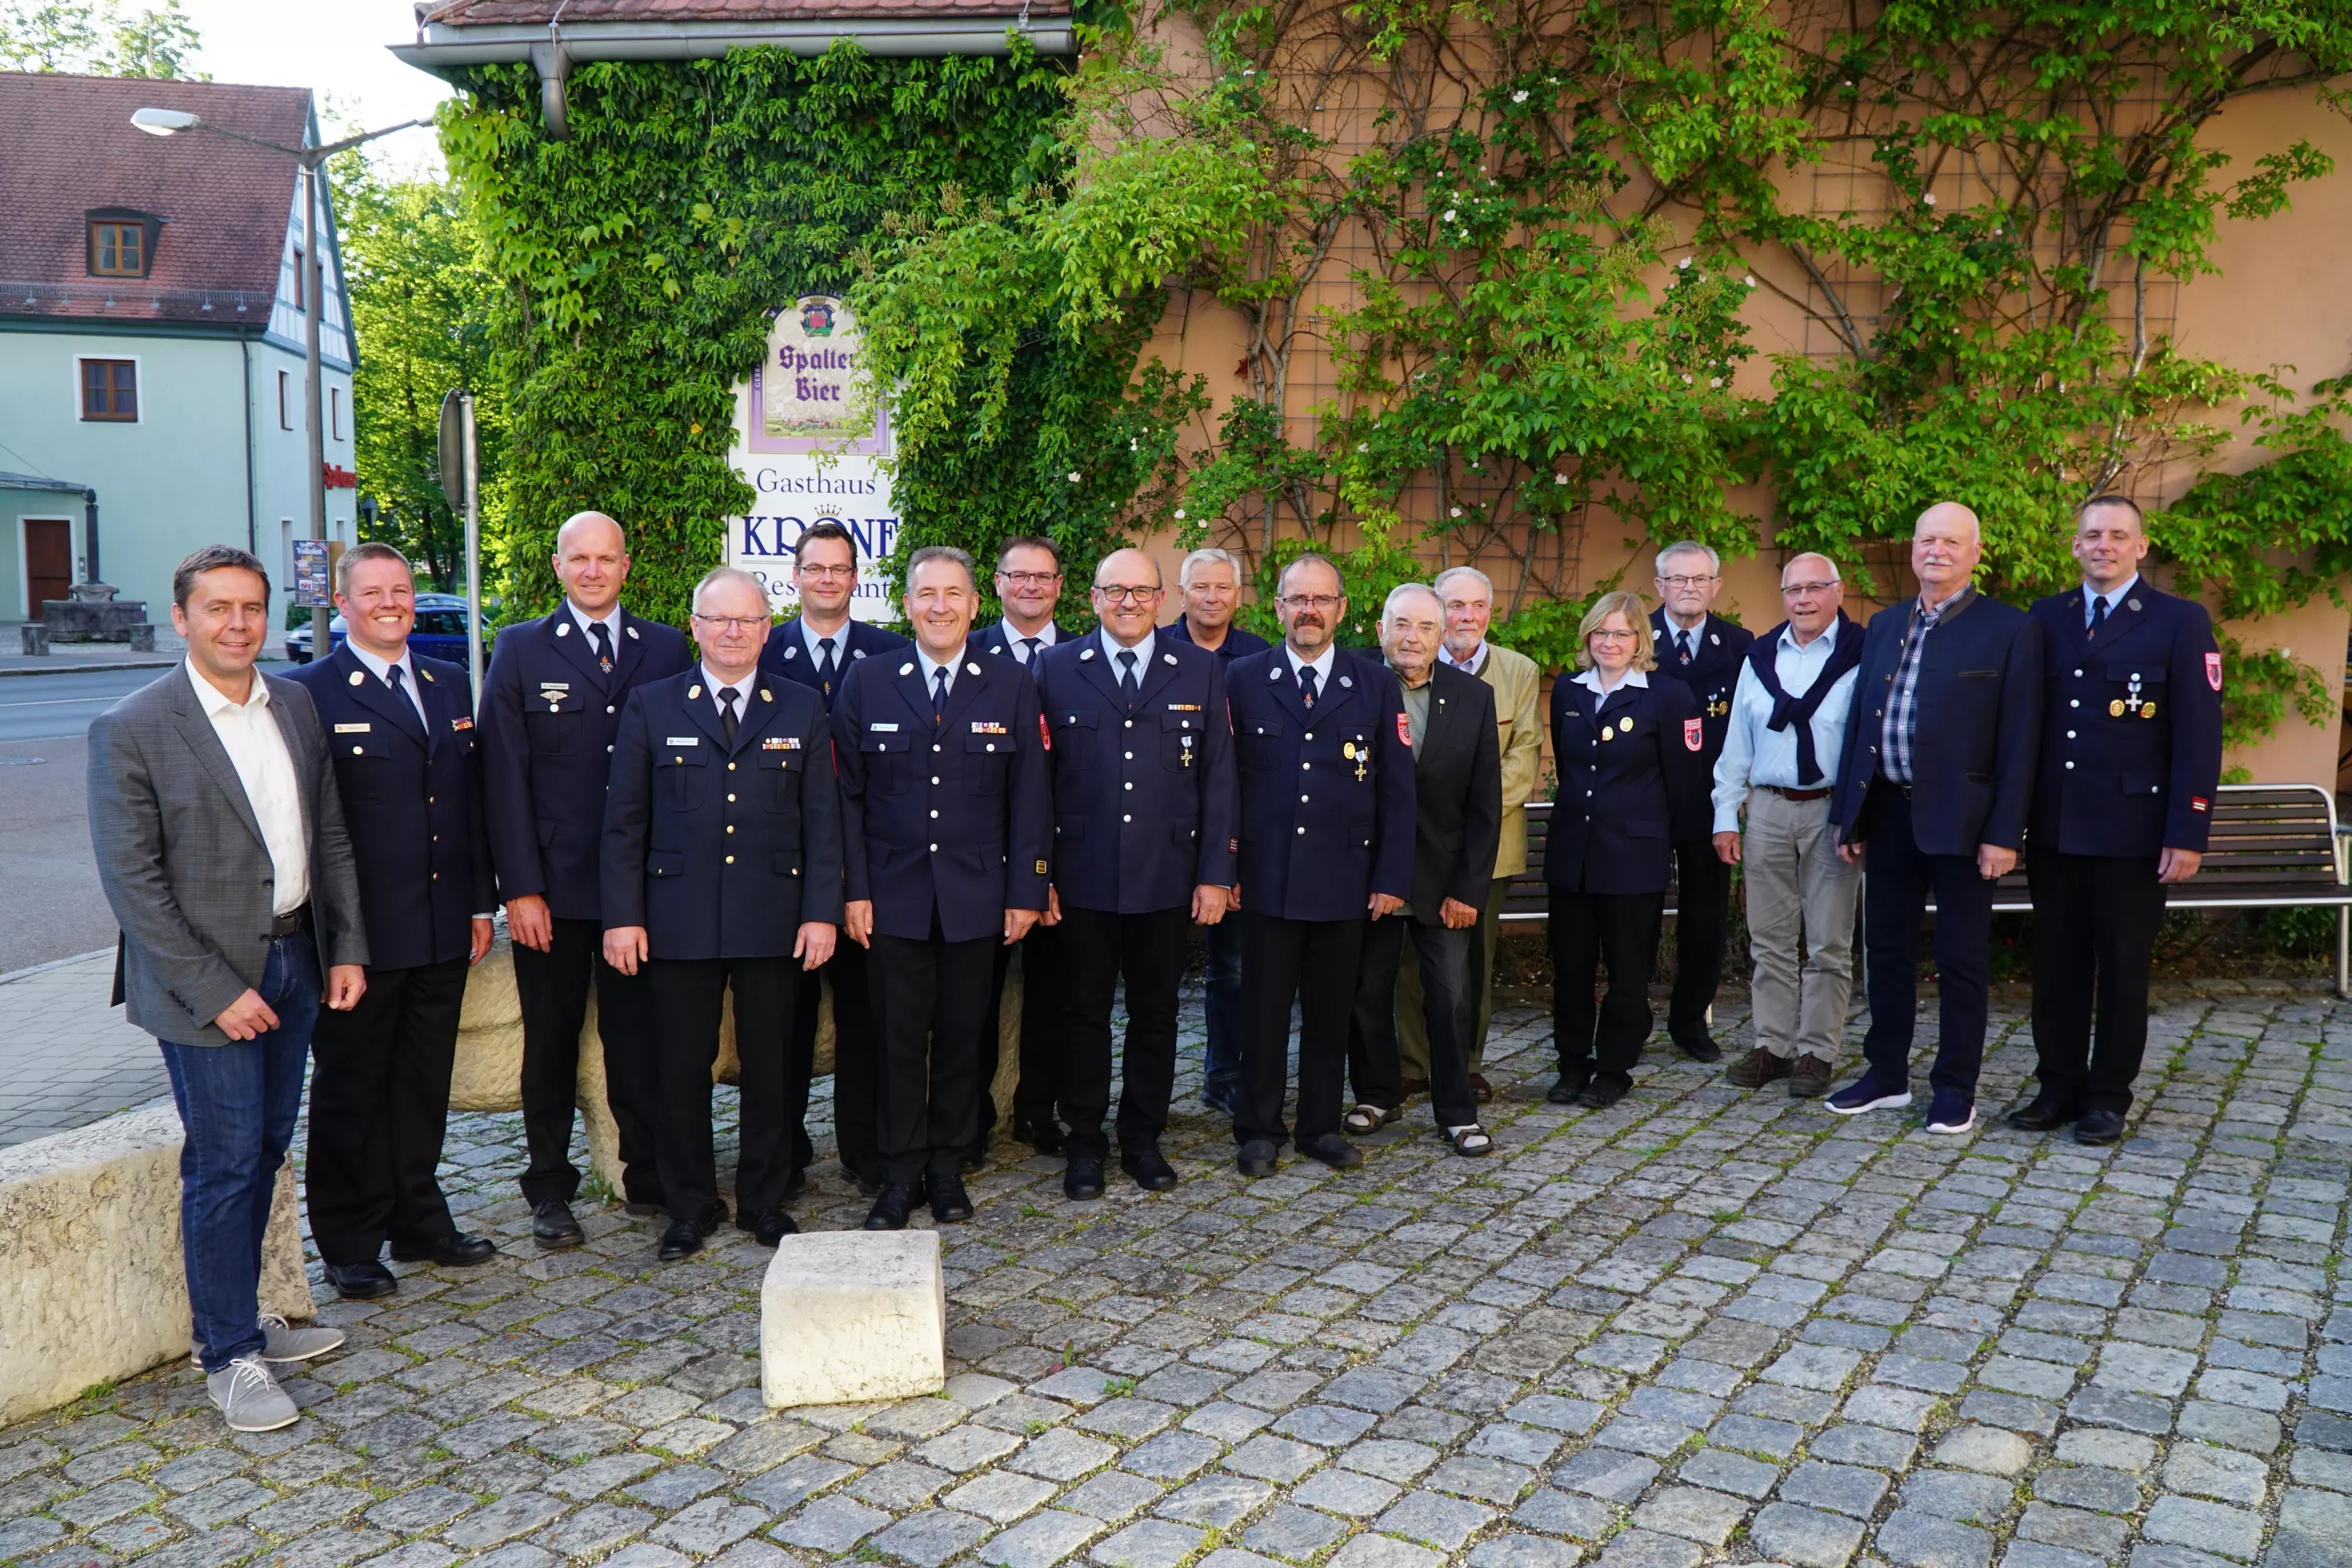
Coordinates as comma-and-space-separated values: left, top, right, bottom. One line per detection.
1396, 713, 1411, 745
2190, 796, 2210, 813
2205, 650, 2223, 691
1039, 713, 1051, 750
1683, 717, 1704, 752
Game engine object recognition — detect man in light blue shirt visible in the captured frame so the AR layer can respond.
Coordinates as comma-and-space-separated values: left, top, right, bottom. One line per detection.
1711, 554, 1864, 1097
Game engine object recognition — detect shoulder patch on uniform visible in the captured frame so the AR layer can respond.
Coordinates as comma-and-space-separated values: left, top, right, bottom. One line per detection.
1039, 713, 1051, 750
1396, 713, 1410, 744
2205, 651, 2223, 691
2190, 795, 2209, 812
1684, 717, 1704, 752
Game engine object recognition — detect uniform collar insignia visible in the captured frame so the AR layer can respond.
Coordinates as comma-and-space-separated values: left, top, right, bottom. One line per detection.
784, 645, 798, 659
1080, 648, 1097, 660
556, 621, 571, 637
966, 662, 982, 675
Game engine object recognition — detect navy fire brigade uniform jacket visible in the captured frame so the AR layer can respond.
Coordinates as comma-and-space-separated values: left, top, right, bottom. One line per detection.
1163, 619, 1273, 660
1034, 634, 1238, 914
600, 669, 844, 961
833, 648, 1054, 944
1225, 645, 1415, 923
2027, 581, 2223, 857
757, 616, 912, 711
1544, 672, 1711, 895
481, 607, 693, 920
1646, 608, 1754, 774
287, 643, 494, 972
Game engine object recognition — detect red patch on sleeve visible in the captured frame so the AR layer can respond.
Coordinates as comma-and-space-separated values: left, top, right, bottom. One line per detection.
1396, 713, 1411, 745
1684, 717, 1704, 752
2205, 650, 2223, 691
1039, 713, 1051, 750
2190, 795, 2209, 813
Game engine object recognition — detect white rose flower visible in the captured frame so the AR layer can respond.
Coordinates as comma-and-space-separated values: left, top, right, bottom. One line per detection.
1173, 508, 1187, 521
1923, 193, 1938, 206
1443, 209, 1457, 222
1449, 506, 1463, 518
1678, 257, 1691, 269
1512, 90, 1528, 103
1067, 471, 1082, 483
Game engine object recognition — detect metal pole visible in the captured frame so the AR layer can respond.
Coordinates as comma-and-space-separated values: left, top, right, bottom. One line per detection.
463, 391, 482, 695
303, 159, 326, 543
83, 488, 100, 586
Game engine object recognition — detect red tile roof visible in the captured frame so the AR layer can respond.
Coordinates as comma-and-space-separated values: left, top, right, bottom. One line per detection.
416, 0, 1065, 24
0, 71, 309, 326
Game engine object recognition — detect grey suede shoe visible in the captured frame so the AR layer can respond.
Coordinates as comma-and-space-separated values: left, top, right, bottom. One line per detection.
260, 1312, 346, 1364
205, 1354, 299, 1432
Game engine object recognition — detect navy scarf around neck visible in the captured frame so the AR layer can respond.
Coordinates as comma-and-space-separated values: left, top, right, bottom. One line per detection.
1746, 613, 1864, 785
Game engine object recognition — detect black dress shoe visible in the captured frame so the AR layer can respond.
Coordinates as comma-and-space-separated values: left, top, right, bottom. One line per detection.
532, 1200, 584, 1250
1675, 1033, 1724, 1064
1547, 1065, 1593, 1105
1300, 1133, 1364, 1171
656, 1218, 706, 1261
325, 1261, 397, 1301
744, 1207, 798, 1247
1236, 1138, 1278, 1177
1577, 1075, 1630, 1109
1014, 1116, 1067, 1156
866, 1184, 919, 1230
1121, 1145, 1179, 1192
930, 1174, 975, 1224
2006, 1097, 2082, 1132
1063, 1157, 1105, 1201
390, 1232, 497, 1266
2074, 1108, 2127, 1146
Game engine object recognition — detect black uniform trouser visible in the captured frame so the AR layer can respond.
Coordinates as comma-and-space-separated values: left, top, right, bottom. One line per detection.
305, 955, 467, 1266
871, 921, 997, 1186
2029, 848, 2166, 1115
1348, 915, 1479, 1130
1237, 911, 1363, 1148
978, 920, 1062, 1151
510, 917, 665, 1207
1668, 837, 1731, 1044
795, 940, 880, 1184
1858, 783, 1994, 1103
1056, 905, 1189, 1162
1550, 888, 1664, 1084
645, 956, 801, 1224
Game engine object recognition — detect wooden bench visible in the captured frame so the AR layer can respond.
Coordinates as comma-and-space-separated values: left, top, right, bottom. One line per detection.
1499, 782, 2352, 995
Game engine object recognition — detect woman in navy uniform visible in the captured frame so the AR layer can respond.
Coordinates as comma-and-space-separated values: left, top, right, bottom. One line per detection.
1545, 591, 1711, 1109
834, 546, 1052, 1229
601, 568, 842, 1258
2015, 495, 2222, 1145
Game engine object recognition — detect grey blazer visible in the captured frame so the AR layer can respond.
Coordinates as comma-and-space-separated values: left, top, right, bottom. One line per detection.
89, 666, 368, 1045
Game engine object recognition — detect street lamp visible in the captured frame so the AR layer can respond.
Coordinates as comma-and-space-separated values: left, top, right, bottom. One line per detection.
131, 106, 425, 546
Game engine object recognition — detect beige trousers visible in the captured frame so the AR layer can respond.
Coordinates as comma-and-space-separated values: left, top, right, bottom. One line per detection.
1397, 875, 1512, 1077
1741, 787, 1861, 1062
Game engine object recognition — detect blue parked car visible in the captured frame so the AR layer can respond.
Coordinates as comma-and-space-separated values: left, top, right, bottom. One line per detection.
314, 593, 492, 666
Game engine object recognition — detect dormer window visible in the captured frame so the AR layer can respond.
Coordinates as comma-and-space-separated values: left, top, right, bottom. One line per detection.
87, 209, 165, 279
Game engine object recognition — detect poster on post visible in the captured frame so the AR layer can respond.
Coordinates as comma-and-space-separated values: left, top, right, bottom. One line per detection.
292, 539, 332, 609
725, 296, 900, 622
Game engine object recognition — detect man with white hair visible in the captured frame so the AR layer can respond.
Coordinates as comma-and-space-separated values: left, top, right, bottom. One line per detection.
1711, 554, 1864, 1097
1646, 539, 1754, 1062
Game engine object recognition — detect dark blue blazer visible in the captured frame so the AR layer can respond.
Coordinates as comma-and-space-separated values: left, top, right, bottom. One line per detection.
833, 647, 1053, 943
757, 616, 912, 711
480, 606, 692, 920
286, 644, 493, 971
1830, 589, 2042, 856
1163, 618, 1273, 661
601, 670, 844, 960
1227, 645, 1415, 922
1647, 608, 1754, 770
2029, 580, 2223, 856
1035, 633, 1238, 914
973, 619, 1084, 673
1544, 673, 1710, 895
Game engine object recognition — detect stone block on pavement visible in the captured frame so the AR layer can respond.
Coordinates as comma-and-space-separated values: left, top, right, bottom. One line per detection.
762, 1229, 946, 1408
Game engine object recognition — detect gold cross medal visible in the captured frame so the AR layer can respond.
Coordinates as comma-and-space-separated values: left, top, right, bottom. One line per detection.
1344, 740, 1366, 781
1181, 734, 1195, 767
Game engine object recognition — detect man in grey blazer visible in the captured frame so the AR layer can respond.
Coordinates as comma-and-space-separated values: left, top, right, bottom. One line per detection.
89, 545, 370, 1433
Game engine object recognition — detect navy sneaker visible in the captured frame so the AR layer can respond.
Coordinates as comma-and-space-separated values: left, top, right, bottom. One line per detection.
1925, 1091, 1975, 1134
1824, 1073, 1912, 1115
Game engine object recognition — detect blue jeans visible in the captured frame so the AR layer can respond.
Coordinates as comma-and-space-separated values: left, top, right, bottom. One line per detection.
1201, 916, 1245, 1101
158, 933, 320, 1372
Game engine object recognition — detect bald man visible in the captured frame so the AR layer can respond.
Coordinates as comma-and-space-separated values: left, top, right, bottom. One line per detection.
1826, 503, 2042, 1136
481, 512, 693, 1247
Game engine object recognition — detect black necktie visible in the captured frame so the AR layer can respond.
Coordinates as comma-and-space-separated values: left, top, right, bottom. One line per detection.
386, 664, 426, 741
2088, 597, 2108, 638
1116, 648, 1138, 706
1300, 664, 1319, 708
718, 685, 739, 747
932, 666, 949, 722
816, 637, 838, 697
1676, 629, 1693, 665
590, 621, 614, 673
1020, 636, 1042, 664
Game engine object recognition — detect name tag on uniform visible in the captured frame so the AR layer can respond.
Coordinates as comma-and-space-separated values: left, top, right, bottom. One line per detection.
762, 736, 802, 750
451, 717, 474, 731
665, 735, 699, 746
869, 721, 899, 732
971, 720, 1009, 735
333, 722, 370, 734
539, 682, 568, 695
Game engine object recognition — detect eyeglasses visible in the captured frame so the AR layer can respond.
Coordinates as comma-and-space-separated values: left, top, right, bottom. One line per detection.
797, 563, 856, 579
1094, 585, 1162, 603
691, 614, 766, 633
1657, 574, 1717, 589
1280, 594, 1341, 611
1588, 628, 1638, 643
1780, 581, 1838, 596
1000, 571, 1060, 588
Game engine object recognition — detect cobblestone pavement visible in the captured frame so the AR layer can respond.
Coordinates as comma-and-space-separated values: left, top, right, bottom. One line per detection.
4, 985, 2349, 1568
0, 950, 168, 1148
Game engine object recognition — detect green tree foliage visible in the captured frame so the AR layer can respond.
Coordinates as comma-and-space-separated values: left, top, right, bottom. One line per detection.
0, 0, 203, 78
337, 154, 503, 593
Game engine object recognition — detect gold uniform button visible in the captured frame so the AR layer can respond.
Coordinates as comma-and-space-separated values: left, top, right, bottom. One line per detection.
728, 762, 738, 771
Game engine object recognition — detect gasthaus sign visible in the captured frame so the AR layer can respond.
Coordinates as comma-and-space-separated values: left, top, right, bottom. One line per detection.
726, 296, 900, 621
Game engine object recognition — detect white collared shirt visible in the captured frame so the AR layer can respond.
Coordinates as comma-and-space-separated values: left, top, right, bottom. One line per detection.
1659, 614, 1709, 663
800, 616, 851, 665
1100, 626, 1156, 682
1282, 641, 1338, 689
187, 662, 308, 916
1439, 640, 1488, 677
347, 641, 428, 727
701, 664, 756, 723
1570, 666, 1649, 696
2084, 574, 2140, 629
1711, 619, 1860, 833
1004, 622, 1058, 664
917, 645, 960, 701
567, 599, 622, 656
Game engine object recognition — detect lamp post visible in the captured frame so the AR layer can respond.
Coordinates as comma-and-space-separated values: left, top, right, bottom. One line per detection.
130, 106, 423, 546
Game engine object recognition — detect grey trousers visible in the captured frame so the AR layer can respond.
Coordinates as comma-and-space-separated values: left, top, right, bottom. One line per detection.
1740, 787, 1861, 1062
1397, 875, 1511, 1077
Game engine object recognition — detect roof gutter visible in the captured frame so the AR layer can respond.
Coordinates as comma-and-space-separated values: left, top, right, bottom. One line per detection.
392, 15, 1076, 137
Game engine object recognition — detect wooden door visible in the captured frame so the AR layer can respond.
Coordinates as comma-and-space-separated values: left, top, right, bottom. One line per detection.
24, 518, 71, 612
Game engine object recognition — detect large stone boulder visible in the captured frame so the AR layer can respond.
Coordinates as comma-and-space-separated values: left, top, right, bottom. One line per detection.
0, 1105, 309, 1426
761, 1230, 946, 1406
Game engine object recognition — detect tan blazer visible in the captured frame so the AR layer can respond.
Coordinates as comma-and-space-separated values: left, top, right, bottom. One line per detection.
1475, 642, 1543, 878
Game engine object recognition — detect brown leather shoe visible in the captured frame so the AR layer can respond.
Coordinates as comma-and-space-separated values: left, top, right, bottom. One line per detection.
1470, 1074, 1494, 1104
1398, 1076, 1431, 1098
1726, 1047, 1791, 1089
1788, 1055, 1835, 1098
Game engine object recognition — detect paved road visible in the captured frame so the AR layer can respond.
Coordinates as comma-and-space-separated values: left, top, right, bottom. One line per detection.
0, 665, 172, 742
